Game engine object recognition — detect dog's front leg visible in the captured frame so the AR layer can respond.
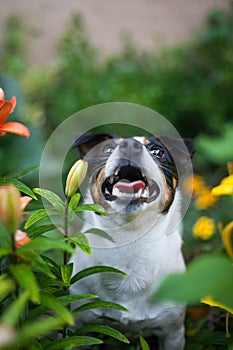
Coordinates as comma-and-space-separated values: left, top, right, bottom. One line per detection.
157, 323, 185, 350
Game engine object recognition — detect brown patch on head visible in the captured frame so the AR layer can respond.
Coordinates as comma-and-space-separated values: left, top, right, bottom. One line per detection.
90, 166, 110, 211
161, 175, 178, 213
115, 138, 124, 145
143, 138, 151, 145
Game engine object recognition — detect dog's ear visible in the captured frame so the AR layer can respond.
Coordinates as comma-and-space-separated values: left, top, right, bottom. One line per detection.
72, 133, 113, 158
160, 136, 195, 174
183, 138, 195, 160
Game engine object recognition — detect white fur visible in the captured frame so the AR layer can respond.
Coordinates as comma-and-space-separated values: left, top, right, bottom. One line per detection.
70, 141, 186, 350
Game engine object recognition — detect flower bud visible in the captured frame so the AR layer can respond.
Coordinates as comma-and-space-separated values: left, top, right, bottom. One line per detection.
0, 323, 15, 348
20, 196, 33, 211
14, 229, 32, 248
65, 160, 88, 198
0, 185, 21, 234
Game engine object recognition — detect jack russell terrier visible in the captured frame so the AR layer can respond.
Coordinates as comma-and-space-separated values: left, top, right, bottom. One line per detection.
70, 132, 194, 350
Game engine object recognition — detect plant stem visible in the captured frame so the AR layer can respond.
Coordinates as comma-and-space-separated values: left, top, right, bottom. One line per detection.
64, 198, 69, 267
62, 198, 70, 339
226, 312, 231, 338
11, 232, 19, 298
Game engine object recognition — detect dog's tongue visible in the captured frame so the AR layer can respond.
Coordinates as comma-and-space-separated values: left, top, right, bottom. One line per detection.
114, 180, 146, 193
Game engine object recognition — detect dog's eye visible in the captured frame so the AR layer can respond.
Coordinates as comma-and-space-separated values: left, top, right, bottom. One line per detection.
103, 148, 114, 155
150, 148, 164, 158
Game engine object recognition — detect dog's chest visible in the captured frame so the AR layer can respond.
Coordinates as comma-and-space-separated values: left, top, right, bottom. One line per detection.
96, 247, 157, 297
77, 228, 184, 301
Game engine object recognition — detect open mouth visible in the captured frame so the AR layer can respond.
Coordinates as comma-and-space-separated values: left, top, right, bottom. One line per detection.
101, 165, 160, 203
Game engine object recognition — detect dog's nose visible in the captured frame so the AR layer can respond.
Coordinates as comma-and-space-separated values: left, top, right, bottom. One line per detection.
119, 139, 142, 157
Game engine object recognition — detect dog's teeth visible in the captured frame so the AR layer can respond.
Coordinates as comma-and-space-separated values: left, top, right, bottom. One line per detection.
114, 168, 120, 176
109, 175, 114, 184
112, 186, 147, 199
137, 188, 143, 197
112, 187, 119, 197
105, 189, 110, 195
141, 188, 149, 198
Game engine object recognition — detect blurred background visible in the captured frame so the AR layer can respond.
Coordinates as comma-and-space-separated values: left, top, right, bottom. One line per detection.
0, 0, 232, 179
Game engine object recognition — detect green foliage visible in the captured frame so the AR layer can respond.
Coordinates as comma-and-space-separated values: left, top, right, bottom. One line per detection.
0, 177, 37, 200
197, 125, 233, 165
0, 181, 129, 349
0, 15, 28, 75
1, 5, 233, 179
76, 325, 129, 344
11, 7, 233, 141
155, 255, 233, 308
139, 336, 151, 350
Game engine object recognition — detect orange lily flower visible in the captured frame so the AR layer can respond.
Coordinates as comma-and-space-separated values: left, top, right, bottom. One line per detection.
14, 229, 32, 248
0, 87, 30, 138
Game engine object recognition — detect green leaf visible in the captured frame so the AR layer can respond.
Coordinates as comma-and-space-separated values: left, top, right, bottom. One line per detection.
24, 339, 43, 350
155, 255, 233, 308
38, 277, 66, 288
5, 165, 40, 180
85, 228, 115, 243
0, 275, 14, 301
140, 336, 151, 350
24, 209, 59, 229
75, 204, 108, 216
9, 264, 40, 303
1, 290, 30, 327
0, 221, 12, 248
17, 250, 55, 278
197, 126, 233, 164
77, 324, 129, 344
18, 236, 74, 255
14, 316, 64, 346
44, 336, 103, 349
73, 301, 129, 314
68, 233, 91, 254
0, 178, 37, 200
33, 188, 65, 212
41, 294, 74, 325
27, 224, 59, 239
61, 263, 73, 284
58, 294, 98, 305
0, 247, 12, 257
42, 256, 61, 276
71, 265, 127, 284
69, 193, 81, 211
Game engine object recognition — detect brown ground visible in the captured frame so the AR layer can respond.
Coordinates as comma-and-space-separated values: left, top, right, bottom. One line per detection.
0, 0, 230, 66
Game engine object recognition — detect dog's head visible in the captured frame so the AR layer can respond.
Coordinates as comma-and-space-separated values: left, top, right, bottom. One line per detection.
73, 133, 194, 217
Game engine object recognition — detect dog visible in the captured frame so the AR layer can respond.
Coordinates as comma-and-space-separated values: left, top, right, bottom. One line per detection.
70, 132, 194, 350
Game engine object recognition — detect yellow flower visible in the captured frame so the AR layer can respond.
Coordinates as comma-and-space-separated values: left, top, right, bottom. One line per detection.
195, 187, 218, 210
201, 296, 232, 337
65, 159, 88, 198
212, 174, 233, 196
212, 162, 233, 196
183, 174, 218, 209
201, 295, 233, 314
218, 221, 233, 260
193, 216, 215, 240
183, 174, 205, 196
227, 162, 233, 175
